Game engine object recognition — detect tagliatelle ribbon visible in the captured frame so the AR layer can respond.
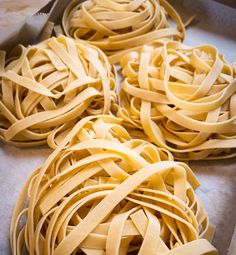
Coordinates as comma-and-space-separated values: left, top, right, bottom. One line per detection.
118, 41, 236, 160
62, 0, 185, 64
0, 36, 116, 146
10, 115, 217, 255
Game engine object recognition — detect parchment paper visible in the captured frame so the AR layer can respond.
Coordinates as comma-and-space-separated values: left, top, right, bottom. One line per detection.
0, 0, 53, 50
0, 0, 236, 254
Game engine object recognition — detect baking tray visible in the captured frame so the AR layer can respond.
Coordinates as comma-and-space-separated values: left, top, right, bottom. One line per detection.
0, 0, 236, 254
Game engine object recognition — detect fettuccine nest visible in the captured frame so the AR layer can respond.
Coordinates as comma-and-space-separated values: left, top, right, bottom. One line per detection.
10, 116, 217, 255
0, 36, 116, 146
62, 0, 185, 63
118, 42, 236, 160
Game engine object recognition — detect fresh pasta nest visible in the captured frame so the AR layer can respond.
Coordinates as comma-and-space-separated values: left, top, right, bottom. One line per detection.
62, 0, 185, 64
11, 115, 217, 255
0, 36, 116, 147
118, 41, 236, 160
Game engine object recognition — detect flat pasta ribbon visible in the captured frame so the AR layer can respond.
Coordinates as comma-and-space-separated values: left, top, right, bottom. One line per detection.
10, 115, 217, 255
118, 41, 236, 160
62, 0, 185, 64
0, 36, 116, 147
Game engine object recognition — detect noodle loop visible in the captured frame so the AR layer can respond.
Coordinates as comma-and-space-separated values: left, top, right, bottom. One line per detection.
10, 116, 217, 255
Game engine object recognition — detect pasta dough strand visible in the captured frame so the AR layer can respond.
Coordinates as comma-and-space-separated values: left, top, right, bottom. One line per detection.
118, 41, 236, 160
0, 36, 116, 146
62, 0, 185, 64
10, 115, 217, 255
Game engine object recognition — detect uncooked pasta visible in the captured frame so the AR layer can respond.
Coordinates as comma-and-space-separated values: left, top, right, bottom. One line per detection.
62, 0, 185, 64
10, 115, 217, 255
118, 41, 236, 160
0, 36, 116, 146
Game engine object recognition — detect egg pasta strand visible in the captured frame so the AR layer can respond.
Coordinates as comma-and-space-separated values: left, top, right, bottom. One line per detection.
10, 115, 217, 255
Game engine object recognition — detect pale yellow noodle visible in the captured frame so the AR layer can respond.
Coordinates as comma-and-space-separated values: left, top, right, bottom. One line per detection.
118, 41, 236, 160
62, 0, 185, 64
10, 115, 217, 255
0, 36, 116, 146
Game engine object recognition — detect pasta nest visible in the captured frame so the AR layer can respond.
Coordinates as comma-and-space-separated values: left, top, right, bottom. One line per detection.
10, 115, 217, 255
118, 41, 236, 160
62, 0, 185, 64
0, 36, 116, 147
